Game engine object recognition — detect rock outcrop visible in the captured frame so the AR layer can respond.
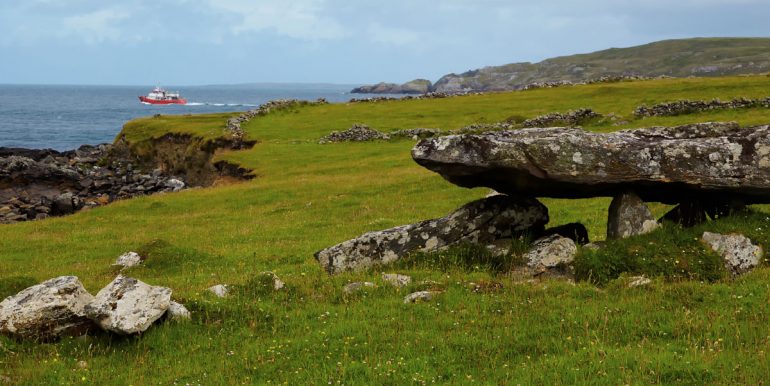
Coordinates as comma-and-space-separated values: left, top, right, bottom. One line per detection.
351, 79, 432, 94
702, 232, 764, 275
85, 275, 172, 335
0, 276, 94, 341
412, 122, 770, 206
0, 144, 187, 224
315, 195, 549, 274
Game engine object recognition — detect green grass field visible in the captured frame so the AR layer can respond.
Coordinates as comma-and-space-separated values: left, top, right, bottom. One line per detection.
2, 75, 770, 384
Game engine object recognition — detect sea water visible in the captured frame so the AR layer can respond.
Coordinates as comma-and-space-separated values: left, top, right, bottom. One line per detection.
0, 84, 383, 151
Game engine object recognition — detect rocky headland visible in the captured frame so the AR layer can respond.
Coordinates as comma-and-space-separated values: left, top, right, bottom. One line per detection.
351, 37, 770, 94
350, 79, 432, 94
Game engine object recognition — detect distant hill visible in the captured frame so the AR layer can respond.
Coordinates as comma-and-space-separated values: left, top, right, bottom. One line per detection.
352, 38, 770, 94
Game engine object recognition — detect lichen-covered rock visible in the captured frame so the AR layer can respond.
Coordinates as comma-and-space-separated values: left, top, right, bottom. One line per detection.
403, 291, 437, 304
114, 251, 143, 268
701, 232, 764, 275
343, 282, 376, 294
167, 301, 191, 321
0, 276, 94, 341
524, 235, 577, 275
314, 195, 549, 274
85, 275, 171, 335
412, 122, 770, 205
382, 274, 412, 288
607, 192, 659, 239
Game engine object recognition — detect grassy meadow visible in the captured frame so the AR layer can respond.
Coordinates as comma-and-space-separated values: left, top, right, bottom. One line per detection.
2, 75, 770, 384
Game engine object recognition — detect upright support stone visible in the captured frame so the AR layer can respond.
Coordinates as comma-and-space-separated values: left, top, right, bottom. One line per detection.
607, 192, 659, 239
660, 201, 708, 227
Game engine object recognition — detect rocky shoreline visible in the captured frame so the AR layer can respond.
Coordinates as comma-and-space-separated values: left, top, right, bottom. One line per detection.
0, 144, 186, 224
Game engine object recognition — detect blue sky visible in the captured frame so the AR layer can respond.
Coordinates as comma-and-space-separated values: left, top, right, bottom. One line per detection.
1, 0, 769, 85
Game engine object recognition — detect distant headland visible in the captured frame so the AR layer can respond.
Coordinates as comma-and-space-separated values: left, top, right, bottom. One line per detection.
351, 37, 770, 94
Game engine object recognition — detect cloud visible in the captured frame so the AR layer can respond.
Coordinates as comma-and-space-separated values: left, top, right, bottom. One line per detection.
61, 8, 132, 44
367, 23, 419, 47
202, 0, 347, 40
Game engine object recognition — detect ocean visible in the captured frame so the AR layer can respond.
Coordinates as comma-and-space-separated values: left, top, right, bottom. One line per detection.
0, 84, 381, 151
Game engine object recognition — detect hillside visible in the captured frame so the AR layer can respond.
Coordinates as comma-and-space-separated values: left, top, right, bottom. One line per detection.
353, 37, 770, 93
3, 76, 770, 383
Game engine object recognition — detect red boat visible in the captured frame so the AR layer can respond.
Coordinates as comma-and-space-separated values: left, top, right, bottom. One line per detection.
139, 87, 187, 105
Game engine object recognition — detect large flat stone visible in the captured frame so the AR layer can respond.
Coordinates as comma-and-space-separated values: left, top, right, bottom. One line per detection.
412, 122, 770, 204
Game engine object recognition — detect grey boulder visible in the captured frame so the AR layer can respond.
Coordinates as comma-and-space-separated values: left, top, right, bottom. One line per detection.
403, 291, 438, 304
382, 273, 412, 288
343, 282, 376, 294
524, 235, 577, 276
207, 284, 229, 298
114, 251, 143, 268
85, 275, 172, 334
315, 195, 548, 274
702, 232, 764, 275
167, 301, 191, 321
0, 276, 94, 341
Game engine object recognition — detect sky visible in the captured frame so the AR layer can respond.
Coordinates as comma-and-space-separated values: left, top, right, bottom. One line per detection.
1, 0, 769, 86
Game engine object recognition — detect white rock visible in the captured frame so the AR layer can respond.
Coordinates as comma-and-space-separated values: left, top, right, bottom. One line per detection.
167, 301, 191, 321
343, 281, 376, 294
165, 178, 185, 192
403, 291, 436, 304
114, 251, 143, 268
382, 273, 412, 288
702, 232, 764, 275
207, 284, 229, 298
0, 276, 94, 340
627, 276, 652, 288
85, 275, 172, 334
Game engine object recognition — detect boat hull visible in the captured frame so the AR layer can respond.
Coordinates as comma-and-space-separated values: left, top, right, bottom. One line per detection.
139, 96, 187, 105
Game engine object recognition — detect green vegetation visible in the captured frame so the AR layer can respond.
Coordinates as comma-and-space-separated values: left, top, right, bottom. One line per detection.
432, 37, 770, 91
2, 75, 770, 383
